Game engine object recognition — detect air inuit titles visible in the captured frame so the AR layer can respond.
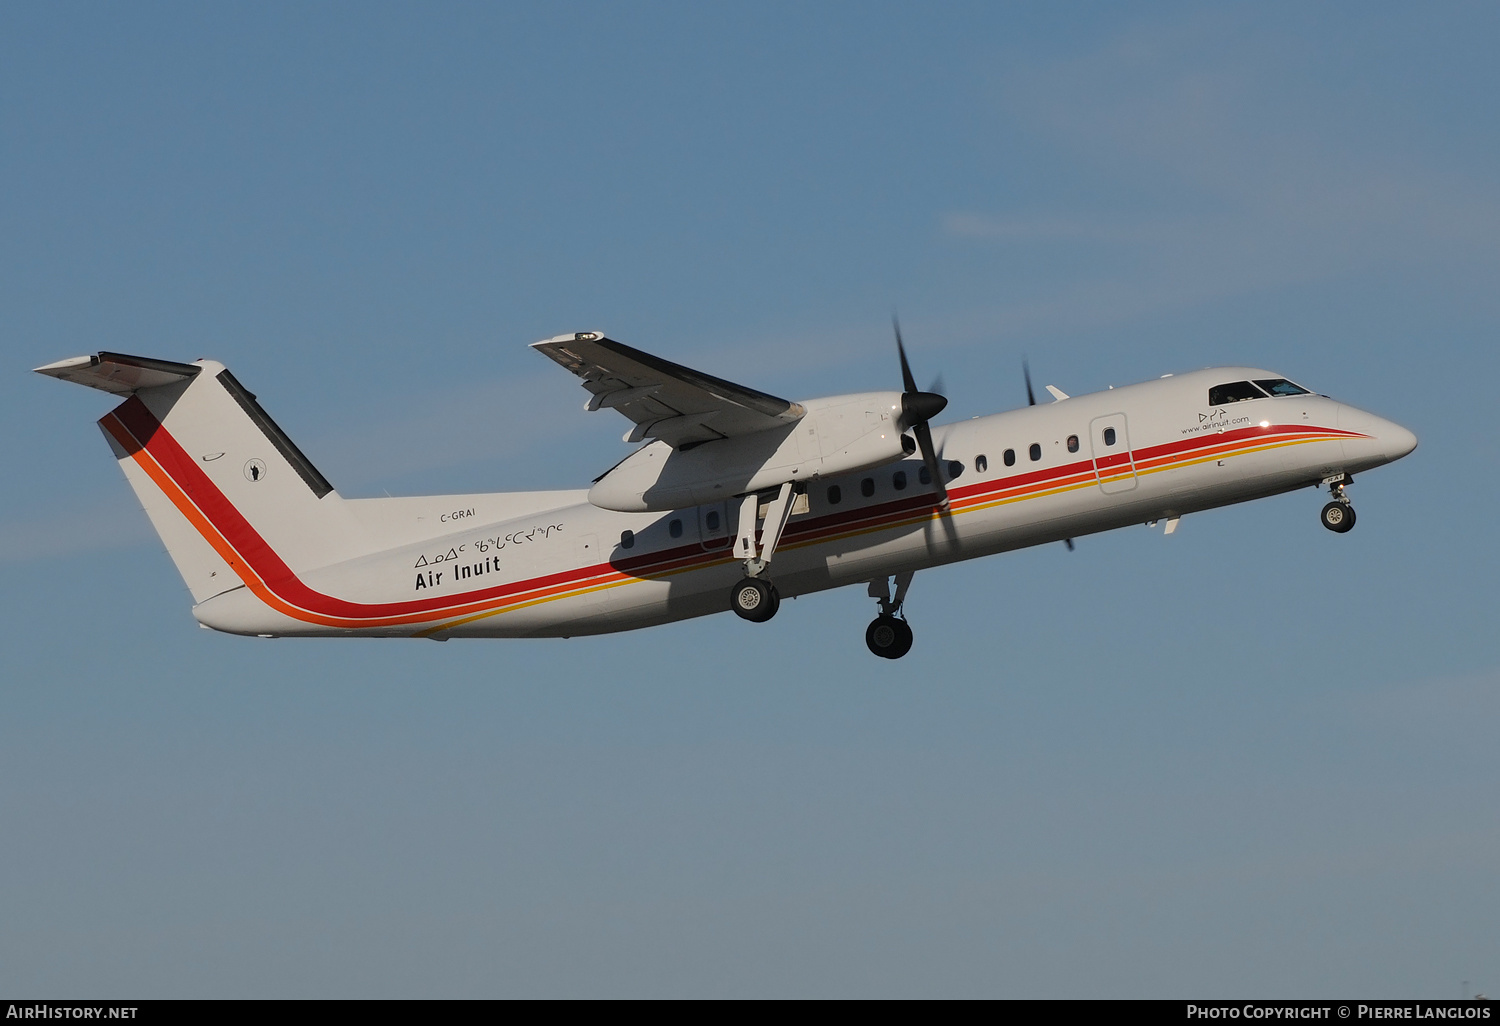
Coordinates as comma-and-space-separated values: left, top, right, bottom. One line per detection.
416, 554, 500, 591
410, 523, 564, 590
1187, 1008, 1489, 1021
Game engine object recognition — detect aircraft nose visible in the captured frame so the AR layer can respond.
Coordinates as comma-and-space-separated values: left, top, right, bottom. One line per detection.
1336, 404, 1417, 467
1382, 420, 1418, 461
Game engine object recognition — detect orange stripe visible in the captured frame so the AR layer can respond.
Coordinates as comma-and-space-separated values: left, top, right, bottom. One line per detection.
111, 402, 1355, 634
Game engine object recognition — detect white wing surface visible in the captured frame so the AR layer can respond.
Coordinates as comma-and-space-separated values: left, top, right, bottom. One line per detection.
532, 332, 804, 447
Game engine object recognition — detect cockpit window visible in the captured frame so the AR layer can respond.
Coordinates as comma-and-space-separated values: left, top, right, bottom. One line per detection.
1208, 381, 1268, 406
1253, 378, 1310, 397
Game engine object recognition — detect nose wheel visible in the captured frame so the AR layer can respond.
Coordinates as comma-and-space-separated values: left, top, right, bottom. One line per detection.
1320, 501, 1355, 533
1320, 474, 1356, 533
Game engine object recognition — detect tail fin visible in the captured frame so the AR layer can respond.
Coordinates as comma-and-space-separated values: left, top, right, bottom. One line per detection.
37, 352, 367, 604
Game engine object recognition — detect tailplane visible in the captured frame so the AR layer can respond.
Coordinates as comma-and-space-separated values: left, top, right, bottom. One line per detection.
36, 352, 365, 604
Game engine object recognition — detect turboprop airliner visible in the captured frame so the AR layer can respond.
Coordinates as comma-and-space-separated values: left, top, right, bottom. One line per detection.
35, 330, 1417, 658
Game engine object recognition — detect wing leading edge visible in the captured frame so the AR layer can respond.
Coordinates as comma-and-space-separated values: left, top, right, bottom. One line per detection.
532, 332, 804, 447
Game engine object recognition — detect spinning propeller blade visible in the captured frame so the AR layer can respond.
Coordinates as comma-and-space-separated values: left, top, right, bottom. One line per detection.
892, 316, 950, 511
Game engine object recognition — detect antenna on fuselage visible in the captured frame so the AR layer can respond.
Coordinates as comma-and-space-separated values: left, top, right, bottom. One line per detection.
1024, 356, 1074, 552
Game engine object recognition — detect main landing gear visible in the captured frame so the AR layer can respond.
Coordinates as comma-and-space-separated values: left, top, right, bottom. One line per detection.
866, 615, 913, 660
1320, 474, 1356, 533
729, 482, 800, 623
865, 572, 915, 659
730, 577, 779, 622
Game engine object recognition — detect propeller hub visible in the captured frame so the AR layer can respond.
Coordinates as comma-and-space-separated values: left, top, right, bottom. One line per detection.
900, 390, 947, 428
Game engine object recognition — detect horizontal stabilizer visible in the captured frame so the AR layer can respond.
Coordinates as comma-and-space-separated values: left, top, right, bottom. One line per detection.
34, 352, 202, 395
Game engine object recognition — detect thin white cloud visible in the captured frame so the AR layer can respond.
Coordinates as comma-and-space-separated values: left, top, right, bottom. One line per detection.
941, 13, 1500, 335
941, 212, 1190, 245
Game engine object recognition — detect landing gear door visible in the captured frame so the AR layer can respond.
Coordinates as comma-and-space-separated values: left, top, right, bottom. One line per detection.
698, 501, 731, 551
1090, 413, 1138, 494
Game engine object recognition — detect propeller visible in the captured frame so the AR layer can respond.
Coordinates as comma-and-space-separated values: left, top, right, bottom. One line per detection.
893, 316, 950, 510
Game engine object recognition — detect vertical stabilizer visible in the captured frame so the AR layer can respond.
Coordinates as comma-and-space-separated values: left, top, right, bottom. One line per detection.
39, 353, 368, 604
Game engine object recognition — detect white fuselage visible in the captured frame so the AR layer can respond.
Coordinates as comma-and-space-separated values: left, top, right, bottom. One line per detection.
188, 367, 1416, 639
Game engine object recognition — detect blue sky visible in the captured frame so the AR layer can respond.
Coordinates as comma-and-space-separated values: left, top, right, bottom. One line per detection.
3, 2, 1497, 997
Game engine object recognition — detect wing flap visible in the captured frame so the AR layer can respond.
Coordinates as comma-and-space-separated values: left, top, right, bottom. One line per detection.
533, 332, 802, 446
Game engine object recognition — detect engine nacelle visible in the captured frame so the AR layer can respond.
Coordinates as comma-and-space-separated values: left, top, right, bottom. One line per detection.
588, 392, 907, 512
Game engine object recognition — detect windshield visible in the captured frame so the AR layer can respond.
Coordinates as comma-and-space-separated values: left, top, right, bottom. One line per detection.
1253, 378, 1311, 397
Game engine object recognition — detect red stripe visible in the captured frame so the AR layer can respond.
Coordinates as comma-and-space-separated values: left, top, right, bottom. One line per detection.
109, 395, 1358, 629
109, 397, 650, 625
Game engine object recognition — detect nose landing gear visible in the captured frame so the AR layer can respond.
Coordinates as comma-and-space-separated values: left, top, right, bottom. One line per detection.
865, 572, 915, 659
1320, 474, 1356, 533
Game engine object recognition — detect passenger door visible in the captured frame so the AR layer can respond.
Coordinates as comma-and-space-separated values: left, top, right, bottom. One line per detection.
1090, 413, 1138, 494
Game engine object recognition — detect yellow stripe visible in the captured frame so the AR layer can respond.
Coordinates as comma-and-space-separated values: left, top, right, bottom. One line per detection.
408, 433, 1339, 636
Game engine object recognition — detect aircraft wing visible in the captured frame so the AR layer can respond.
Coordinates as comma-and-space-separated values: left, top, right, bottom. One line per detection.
532, 332, 804, 446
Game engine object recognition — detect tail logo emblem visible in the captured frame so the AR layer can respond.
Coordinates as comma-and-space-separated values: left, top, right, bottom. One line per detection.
244, 459, 267, 482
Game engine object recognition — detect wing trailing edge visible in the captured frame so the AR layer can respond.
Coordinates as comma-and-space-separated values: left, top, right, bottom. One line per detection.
532, 332, 804, 447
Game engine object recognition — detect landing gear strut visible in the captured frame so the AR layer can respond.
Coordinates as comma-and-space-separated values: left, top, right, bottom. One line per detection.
865, 572, 915, 659
729, 482, 800, 622
1320, 474, 1356, 533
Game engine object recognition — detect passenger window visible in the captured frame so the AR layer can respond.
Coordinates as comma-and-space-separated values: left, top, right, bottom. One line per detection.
705, 510, 720, 531
975, 454, 988, 473
1029, 443, 1042, 462
947, 460, 963, 480
1254, 378, 1311, 397
1067, 435, 1079, 453
620, 530, 634, 549
893, 470, 907, 491
1003, 449, 1016, 467
827, 485, 842, 505
918, 465, 931, 485
1104, 427, 1116, 446
1208, 381, 1268, 405
861, 477, 875, 498
669, 518, 683, 538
